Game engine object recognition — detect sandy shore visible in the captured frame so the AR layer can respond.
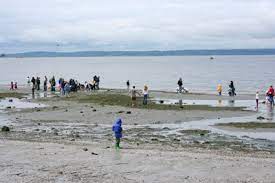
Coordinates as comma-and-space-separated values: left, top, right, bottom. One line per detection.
1, 87, 275, 182
0, 140, 274, 183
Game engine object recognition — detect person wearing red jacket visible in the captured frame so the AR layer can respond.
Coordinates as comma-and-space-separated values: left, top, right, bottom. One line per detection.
267, 85, 274, 106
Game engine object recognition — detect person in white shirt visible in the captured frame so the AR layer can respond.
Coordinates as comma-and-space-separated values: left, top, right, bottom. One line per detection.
143, 85, 149, 105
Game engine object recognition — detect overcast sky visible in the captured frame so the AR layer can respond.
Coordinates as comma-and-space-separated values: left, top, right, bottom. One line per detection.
1, 0, 275, 53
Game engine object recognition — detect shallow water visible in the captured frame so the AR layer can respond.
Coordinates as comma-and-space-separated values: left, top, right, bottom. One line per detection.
149, 98, 275, 141
0, 98, 45, 110
1, 55, 275, 93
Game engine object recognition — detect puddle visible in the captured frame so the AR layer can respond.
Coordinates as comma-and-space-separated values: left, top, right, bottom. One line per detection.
147, 99, 275, 141
153, 98, 256, 109
0, 98, 46, 110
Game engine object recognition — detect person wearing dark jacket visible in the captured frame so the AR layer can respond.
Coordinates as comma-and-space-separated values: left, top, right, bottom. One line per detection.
177, 78, 183, 93
36, 77, 40, 90
44, 76, 48, 91
229, 81, 236, 96
112, 118, 123, 149
31, 77, 36, 89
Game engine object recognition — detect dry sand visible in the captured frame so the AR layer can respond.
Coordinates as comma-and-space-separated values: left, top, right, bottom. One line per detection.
0, 140, 274, 183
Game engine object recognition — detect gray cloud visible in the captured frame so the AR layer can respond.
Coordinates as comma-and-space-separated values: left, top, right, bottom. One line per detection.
1, 0, 275, 53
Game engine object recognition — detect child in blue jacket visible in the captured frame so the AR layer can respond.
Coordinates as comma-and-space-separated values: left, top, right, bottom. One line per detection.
112, 118, 123, 149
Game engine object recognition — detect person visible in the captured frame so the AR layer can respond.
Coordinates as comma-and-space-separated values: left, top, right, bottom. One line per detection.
217, 84, 222, 96
10, 81, 14, 90
60, 79, 66, 95
143, 85, 149, 105
14, 82, 18, 90
112, 118, 123, 149
27, 76, 30, 85
36, 77, 40, 90
44, 76, 48, 92
126, 80, 130, 91
228, 81, 236, 96
130, 86, 140, 107
64, 82, 70, 97
31, 77, 36, 89
177, 78, 183, 93
256, 91, 259, 109
267, 85, 274, 106
50, 76, 56, 92
94, 76, 100, 90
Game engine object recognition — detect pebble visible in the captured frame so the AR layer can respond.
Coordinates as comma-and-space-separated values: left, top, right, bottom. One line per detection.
1, 126, 10, 132
257, 116, 265, 120
83, 147, 88, 151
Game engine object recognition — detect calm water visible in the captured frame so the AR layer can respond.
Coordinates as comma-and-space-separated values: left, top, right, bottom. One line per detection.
0, 55, 274, 93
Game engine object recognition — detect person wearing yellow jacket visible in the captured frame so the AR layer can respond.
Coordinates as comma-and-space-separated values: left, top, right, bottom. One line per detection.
217, 84, 222, 96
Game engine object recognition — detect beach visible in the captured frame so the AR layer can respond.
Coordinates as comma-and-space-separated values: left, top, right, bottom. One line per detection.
0, 86, 275, 182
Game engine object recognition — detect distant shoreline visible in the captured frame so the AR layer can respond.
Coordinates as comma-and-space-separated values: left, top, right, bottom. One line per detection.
2, 48, 275, 58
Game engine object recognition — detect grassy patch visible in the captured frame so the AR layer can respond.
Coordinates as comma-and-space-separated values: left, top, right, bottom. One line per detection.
215, 122, 275, 129
74, 93, 245, 111
0, 92, 26, 99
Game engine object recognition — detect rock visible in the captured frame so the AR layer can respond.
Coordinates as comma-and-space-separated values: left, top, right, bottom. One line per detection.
117, 111, 124, 113
151, 138, 158, 141
70, 138, 75, 141
257, 116, 265, 120
6, 106, 12, 109
91, 152, 98, 155
126, 111, 131, 114
54, 132, 58, 135
159, 100, 164, 104
37, 123, 41, 126
162, 127, 170, 130
83, 147, 88, 151
52, 106, 58, 110
136, 143, 140, 146
8, 99, 13, 102
105, 146, 110, 149
34, 129, 40, 131
36, 109, 41, 112
173, 138, 180, 142
65, 109, 68, 112
1, 126, 10, 132
41, 130, 46, 133
93, 109, 97, 112
58, 171, 63, 175
90, 106, 94, 108
134, 123, 138, 125
80, 111, 83, 113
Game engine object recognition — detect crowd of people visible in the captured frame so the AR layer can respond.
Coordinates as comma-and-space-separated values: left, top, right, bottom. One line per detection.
27, 75, 101, 96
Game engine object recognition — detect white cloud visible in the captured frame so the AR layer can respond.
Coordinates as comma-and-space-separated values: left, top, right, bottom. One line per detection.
1, 0, 275, 52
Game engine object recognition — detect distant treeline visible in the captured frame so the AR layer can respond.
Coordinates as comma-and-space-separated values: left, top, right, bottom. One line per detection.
2, 49, 275, 57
